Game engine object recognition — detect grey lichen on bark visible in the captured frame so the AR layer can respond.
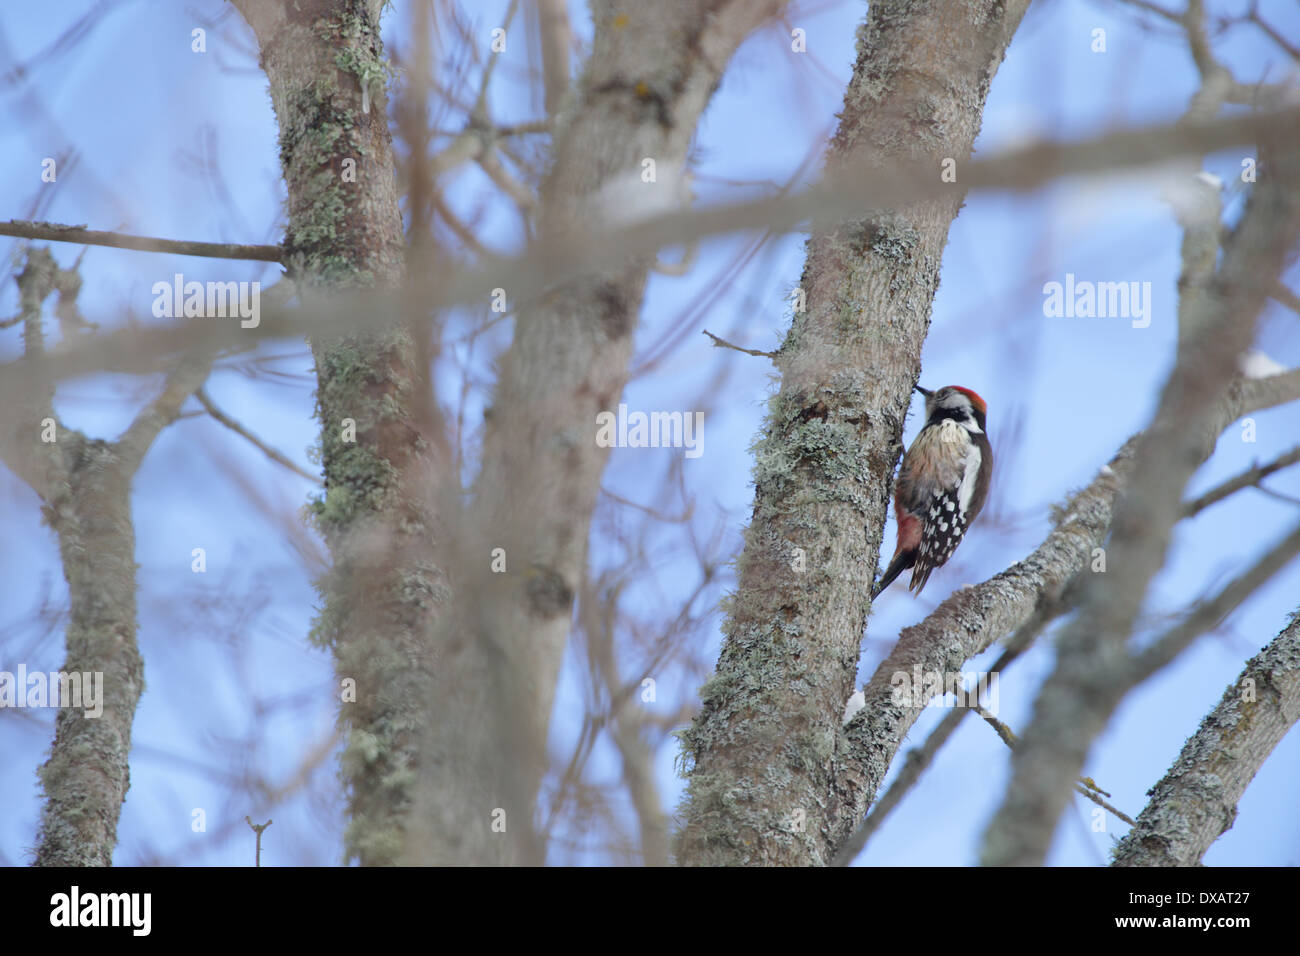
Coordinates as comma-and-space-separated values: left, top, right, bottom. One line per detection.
675, 0, 1031, 867
232, 0, 442, 865
2, 248, 211, 866
233, 0, 795, 866
1111, 611, 1300, 867
36, 435, 143, 867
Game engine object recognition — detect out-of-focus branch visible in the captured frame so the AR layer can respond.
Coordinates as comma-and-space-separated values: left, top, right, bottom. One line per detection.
537, 0, 570, 116
5, 108, 1295, 409
581, 577, 670, 867
1112, 610, 1300, 866
1246, 2, 1300, 61
428, 120, 549, 179
1115, 0, 1181, 24
980, 127, 1300, 866
469, 0, 518, 123
1269, 280, 1300, 316
477, 147, 536, 211
117, 353, 215, 472
1130, 522, 1300, 683
1176, 0, 1290, 108
1116, 0, 1295, 108
195, 387, 322, 484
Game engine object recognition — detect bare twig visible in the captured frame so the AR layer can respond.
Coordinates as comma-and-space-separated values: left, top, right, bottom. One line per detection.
701, 329, 778, 359
1246, 1, 1300, 61
971, 705, 1138, 827
1129, 521, 1300, 684
0, 219, 282, 261
195, 387, 321, 484
1183, 446, 1300, 516
243, 816, 272, 867
1073, 784, 1138, 829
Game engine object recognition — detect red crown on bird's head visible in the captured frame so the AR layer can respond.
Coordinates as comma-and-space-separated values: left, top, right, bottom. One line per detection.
948, 386, 986, 415
914, 383, 987, 416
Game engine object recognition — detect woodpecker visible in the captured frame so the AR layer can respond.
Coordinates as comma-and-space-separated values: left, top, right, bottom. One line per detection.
872, 384, 993, 598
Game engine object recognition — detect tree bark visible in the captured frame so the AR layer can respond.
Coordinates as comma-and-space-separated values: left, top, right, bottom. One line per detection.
1, 249, 210, 865
405, 0, 791, 866
675, 0, 1031, 867
1112, 612, 1300, 866
231, 0, 440, 866
981, 132, 1300, 867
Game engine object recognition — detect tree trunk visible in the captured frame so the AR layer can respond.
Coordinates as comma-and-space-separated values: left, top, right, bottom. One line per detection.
232, 0, 440, 866
676, 0, 1031, 867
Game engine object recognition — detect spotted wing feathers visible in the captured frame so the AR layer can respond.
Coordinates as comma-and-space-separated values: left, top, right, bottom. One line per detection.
908, 485, 971, 594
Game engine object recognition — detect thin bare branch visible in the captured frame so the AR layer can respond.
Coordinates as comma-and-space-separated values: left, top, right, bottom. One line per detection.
195, 387, 322, 484
1130, 522, 1300, 684
701, 328, 778, 359
0, 219, 282, 261
1183, 445, 1300, 516
1246, 1, 1300, 61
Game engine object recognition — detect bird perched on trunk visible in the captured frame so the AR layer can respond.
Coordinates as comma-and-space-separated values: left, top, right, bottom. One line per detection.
872, 384, 993, 598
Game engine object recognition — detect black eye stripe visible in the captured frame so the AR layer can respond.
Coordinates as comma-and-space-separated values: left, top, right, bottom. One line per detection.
925, 404, 986, 432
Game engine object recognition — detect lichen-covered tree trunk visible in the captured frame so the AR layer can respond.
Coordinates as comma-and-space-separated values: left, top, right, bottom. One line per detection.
232, 0, 440, 865
32, 439, 142, 866
1, 249, 210, 866
675, 0, 1031, 867
1111, 611, 1300, 867
235, 0, 793, 866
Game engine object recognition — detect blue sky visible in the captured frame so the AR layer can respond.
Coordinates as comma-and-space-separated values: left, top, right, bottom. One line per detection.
1, 0, 1298, 865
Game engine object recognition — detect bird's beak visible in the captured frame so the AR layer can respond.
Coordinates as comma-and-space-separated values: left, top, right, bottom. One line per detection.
913, 384, 932, 397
